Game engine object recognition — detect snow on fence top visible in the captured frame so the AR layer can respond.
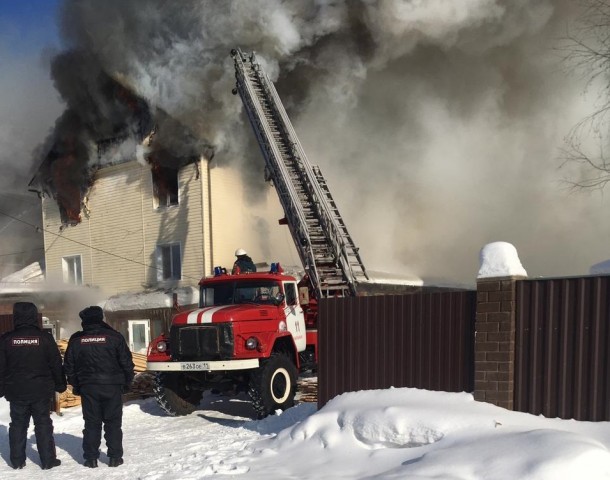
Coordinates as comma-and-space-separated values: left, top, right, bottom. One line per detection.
590, 260, 610, 275
477, 242, 527, 279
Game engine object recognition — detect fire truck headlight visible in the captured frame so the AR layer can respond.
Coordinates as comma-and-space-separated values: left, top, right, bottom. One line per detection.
156, 341, 167, 353
278, 321, 287, 332
245, 337, 259, 350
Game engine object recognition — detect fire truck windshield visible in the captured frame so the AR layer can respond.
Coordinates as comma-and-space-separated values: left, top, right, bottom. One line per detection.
199, 280, 282, 307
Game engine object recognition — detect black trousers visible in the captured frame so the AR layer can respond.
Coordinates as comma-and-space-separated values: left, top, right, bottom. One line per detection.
80, 384, 123, 460
9, 397, 56, 466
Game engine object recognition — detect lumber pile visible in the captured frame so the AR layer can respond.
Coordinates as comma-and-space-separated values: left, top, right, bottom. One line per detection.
57, 339, 68, 356
58, 386, 82, 408
56, 339, 80, 408
295, 375, 318, 404
132, 352, 147, 372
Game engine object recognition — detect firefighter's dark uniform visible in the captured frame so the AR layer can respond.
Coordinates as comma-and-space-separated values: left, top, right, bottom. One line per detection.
0, 302, 66, 470
64, 306, 134, 468
232, 254, 257, 274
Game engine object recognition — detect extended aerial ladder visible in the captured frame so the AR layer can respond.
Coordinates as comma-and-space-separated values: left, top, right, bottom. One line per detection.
231, 48, 368, 298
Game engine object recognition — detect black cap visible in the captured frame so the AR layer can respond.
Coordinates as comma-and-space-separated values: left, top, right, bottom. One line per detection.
79, 306, 104, 325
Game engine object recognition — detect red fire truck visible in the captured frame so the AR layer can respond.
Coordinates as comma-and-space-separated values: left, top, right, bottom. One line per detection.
146, 49, 368, 418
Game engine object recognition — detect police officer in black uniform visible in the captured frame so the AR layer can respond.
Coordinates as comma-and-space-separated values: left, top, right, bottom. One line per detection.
64, 306, 134, 468
0, 301, 66, 470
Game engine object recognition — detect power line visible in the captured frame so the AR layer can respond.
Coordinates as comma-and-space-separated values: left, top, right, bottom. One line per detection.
0, 209, 202, 282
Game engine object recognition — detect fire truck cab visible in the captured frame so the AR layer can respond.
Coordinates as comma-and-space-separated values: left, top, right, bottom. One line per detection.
146, 264, 314, 418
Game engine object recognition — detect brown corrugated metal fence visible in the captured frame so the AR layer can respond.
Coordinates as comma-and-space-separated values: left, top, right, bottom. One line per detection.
515, 276, 610, 420
318, 291, 476, 408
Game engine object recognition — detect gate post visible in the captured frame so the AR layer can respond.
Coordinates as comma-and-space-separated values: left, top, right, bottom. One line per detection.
474, 277, 521, 410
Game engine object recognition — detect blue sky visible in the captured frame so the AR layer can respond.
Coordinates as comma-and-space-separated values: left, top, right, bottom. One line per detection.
0, 0, 61, 53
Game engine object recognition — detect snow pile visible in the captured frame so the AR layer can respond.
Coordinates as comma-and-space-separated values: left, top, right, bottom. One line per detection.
237, 388, 610, 479
2, 388, 610, 478
477, 241, 528, 279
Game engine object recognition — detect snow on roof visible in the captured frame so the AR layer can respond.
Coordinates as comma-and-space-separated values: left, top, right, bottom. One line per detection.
477, 242, 527, 279
0, 262, 99, 296
363, 270, 424, 286
103, 286, 199, 312
0, 262, 46, 293
590, 259, 610, 275
1, 262, 44, 284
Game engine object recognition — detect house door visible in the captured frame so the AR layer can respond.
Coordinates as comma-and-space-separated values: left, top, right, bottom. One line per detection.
128, 320, 150, 354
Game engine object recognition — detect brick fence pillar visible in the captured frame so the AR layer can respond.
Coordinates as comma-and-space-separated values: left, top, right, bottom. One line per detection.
474, 276, 524, 410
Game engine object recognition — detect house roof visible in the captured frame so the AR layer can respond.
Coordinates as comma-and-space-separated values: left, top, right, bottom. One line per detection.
103, 286, 200, 312
0, 262, 45, 293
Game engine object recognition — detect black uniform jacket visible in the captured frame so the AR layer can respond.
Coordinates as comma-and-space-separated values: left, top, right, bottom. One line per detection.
0, 314, 66, 402
233, 255, 257, 273
64, 322, 135, 389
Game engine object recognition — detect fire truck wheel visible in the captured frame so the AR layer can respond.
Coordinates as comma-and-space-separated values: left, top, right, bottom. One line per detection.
248, 352, 297, 418
153, 373, 203, 416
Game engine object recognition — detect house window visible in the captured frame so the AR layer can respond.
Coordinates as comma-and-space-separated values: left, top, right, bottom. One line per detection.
152, 165, 179, 208
157, 243, 181, 281
62, 255, 83, 285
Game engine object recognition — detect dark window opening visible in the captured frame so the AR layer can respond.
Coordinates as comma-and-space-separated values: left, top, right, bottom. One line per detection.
152, 165, 178, 207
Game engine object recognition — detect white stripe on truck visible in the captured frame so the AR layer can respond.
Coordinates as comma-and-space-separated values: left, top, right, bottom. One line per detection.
186, 306, 231, 324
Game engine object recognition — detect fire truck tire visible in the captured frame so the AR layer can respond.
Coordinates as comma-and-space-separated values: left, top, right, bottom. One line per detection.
248, 352, 297, 418
153, 372, 203, 416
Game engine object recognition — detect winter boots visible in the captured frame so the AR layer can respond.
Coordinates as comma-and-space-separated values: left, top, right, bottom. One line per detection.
42, 458, 61, 470
84, 458, 122, 468
108, 457, 124, 467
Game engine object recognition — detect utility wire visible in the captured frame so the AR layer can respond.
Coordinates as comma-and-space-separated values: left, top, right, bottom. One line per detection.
0, 209, 202, 282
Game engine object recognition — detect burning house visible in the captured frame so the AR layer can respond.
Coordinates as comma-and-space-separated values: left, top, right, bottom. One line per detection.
28, 68, 294, 347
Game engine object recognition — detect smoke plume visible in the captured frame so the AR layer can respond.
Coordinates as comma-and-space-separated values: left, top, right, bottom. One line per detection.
0, 21, 63, 275
34, 0, 610, 283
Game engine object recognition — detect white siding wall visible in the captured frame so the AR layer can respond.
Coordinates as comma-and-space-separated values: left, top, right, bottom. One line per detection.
43, 158, 299, 298
43, 159, 206, 296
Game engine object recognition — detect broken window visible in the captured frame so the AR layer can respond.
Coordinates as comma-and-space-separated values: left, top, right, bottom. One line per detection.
62, 255, 83, 285
157, 243, 181, 281
151, 165, 179, 208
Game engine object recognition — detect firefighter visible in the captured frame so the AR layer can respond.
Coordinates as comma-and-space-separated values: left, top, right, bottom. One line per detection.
232, 248, 257, 274
0, 302, 66, 470
64, 306, 134, 468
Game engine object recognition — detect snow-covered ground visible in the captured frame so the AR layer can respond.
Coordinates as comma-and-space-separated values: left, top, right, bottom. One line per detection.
1, 242, 609, 478
2, 387, 610, 479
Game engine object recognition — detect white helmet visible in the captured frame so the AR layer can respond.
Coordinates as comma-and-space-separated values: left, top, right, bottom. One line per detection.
235, 248, 247, 256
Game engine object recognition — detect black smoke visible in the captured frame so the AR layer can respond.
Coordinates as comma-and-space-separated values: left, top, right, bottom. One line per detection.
29, 0, 610, 282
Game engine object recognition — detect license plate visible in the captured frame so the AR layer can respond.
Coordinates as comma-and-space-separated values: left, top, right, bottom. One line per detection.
180, 362, 210, 371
